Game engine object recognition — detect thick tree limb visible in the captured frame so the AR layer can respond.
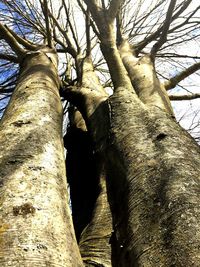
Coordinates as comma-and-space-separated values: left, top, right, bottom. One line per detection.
84, 1, 134, 92
108, 0, 125, 22
151, 0, 177, 56
165, 62, 200, 90
119, 40, 174, 115
4, 26, 37, 50
83, 0, 102, 21
49, 12, 77, 58
42, 0, 53, 47
169, 93, 200, 101
116, 10, 123, 45
0, 23, 26, 58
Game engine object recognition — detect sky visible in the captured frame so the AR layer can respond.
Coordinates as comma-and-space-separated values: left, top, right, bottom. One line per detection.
0, 0, 199, 139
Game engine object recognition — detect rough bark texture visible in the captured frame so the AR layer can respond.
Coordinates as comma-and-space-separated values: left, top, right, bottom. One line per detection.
0, 49, 83, 266
119, 40, 174, 116
70, 59, 200, 265
64, 56, 113, 266
105, 87, 200, 266
77, 10, 200, 264
79, 163, 112, 267
63, 20, 200, 264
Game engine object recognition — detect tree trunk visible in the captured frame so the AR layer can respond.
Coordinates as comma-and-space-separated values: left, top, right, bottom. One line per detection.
0, 49, 83, 266
64, 42, 199, 265
65, 117, 112, 266
79, 161, 112, 267
64, 57, 113, 266
118, 40, 174, 116
106, 88, 200, 266
72, 3, 200, 265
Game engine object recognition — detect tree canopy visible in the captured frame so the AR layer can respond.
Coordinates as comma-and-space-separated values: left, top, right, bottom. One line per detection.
0, 0, 199, 135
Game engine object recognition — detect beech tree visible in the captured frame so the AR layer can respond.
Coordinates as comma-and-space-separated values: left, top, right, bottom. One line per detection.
0, 0, 199, 266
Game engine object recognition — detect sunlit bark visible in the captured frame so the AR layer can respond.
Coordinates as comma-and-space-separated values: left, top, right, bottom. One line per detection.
0, 1, 200, 266
78, 2, 200, 266
0, 48, 83, 267
119, 40, 174, 116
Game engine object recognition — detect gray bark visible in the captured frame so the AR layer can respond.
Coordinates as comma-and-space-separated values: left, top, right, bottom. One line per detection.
62, 13, 200, 264
105, 87, 200, 266
0, 48, 83, 267
66, 78, 200, 266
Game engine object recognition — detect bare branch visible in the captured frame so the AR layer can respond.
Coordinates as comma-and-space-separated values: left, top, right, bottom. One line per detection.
136, 0, 192, 52
62, 0, 80, 52
0, 53, 19, 63
85, 9, 91, 56
165, 62, 200, 90
52, 28, 67, 50
77, 0, 100, 37
4, 0, 46, 38
42, 0, 53, 47
4, 25, 37, 50
157, 53, 200, 60
151, 0, 177, 56
49, 12, 77, 57
169, 93, 200, 101
0, 23, 26, 57
168, 5, 200, 34
128, 0, 166, 39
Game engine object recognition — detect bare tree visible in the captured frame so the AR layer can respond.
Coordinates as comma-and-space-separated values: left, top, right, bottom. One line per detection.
0, 0, 200, 266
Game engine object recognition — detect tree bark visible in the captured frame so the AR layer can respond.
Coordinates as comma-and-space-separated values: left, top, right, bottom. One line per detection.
73, 10, 200, 264
105, 87, 200, 266
0, 48, 83, 266
64, 56, 113, 266
79, 161, 112, 267
64, 110, 113, 267
118, 40, 174, 116
64, 36, 200, 265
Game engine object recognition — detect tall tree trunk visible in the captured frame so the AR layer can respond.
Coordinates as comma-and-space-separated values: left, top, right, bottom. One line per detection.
0, 48, 83, 266
79, 159, 112, 267
65, 115, 112, 266
65, 48, 200, 266
74, 9, 200, 264
106, 87, 200, 266
64, 57, 112, 266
